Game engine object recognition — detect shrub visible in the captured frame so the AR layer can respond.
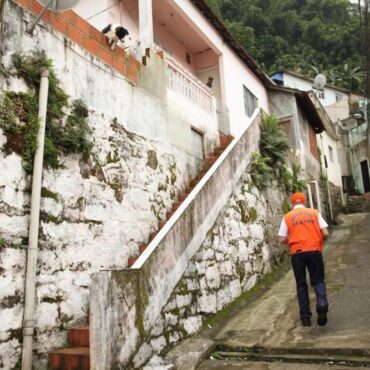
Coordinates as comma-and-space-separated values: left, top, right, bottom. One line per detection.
250, 151, 274, 190
260, 115, 290, 166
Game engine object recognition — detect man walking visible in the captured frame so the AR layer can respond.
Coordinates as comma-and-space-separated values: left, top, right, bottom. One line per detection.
278, 192, 329, 327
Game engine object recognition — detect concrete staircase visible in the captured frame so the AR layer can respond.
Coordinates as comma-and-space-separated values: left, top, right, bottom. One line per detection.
49, 326, 90, 370
345, 193, 370, 213
127, 132, 234, 267
47, 133, 233, 369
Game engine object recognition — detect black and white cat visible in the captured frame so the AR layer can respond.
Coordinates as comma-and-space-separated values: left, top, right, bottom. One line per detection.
102, 24, 130, 50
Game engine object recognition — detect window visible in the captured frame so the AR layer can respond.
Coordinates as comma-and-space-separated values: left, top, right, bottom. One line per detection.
191, 128, 204, 159
243, 85, 258, 117
335, 93, 343, 102
314, 89, 325, 99
328, 145, 334, 162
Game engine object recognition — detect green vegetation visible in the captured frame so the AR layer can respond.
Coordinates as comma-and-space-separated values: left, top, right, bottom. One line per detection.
0, 50, 92, 172
250, 151, 274, 190
206, 0, 364, 91
250, 115, 306, 195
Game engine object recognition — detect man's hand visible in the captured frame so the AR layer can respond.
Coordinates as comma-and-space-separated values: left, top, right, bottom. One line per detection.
321, 227, 329, 240
279, 236, 288, 244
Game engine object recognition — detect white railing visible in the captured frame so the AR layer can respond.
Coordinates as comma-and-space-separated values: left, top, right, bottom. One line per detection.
166, 55, 214, 114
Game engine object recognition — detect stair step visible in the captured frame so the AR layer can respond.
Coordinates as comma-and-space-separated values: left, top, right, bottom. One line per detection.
206, 157, 217, 167
166, 210, 175, 220
150, 231, 159, 241
196, 171, 207, 181
139, 244, 147, 254
49, 347, 90, 370
185, 186, 193, 195
172, 202, 181, 212
220, 135, 233, 147
68, 327, 89, 348
128, 256, 138, 267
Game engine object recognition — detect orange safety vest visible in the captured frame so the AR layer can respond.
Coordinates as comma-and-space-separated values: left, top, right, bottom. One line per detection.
284, 207, 323, 255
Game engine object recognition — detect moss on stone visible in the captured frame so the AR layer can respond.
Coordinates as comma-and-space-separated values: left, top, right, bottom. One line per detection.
41, 295, 64, 304
0, 238, 6, 250
40, 212, 60, 224
106, 147, 120, 164
237, 200, 247, 223
281, 198, 291, 214
0, 292, 22, 309
109, 176, 123, 202
146, 150, 158, 170
169, 161, 177, 185
157, 182, 168, 192
41, 187, 59, 201
249, 207, 257, 222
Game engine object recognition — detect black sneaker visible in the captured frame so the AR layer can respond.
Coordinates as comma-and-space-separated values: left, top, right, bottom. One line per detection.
301, 317, 311, 326
317, 305, 328, 326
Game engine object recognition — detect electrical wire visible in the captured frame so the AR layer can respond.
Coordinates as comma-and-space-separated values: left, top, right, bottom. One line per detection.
85, 3, 119, 21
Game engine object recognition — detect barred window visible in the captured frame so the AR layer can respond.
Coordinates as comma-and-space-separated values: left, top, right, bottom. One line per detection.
243, 85, 258, 117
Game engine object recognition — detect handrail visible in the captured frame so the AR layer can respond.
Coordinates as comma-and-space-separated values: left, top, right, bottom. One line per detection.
166, 54, 214, 114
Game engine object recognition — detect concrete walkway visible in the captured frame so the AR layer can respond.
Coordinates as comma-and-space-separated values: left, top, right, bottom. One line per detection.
197, 212, 370, 369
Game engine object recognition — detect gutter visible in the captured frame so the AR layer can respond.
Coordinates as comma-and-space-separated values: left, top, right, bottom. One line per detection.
22, 68, 50, 370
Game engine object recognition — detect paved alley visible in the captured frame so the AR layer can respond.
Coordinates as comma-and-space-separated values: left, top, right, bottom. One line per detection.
200, 213, 370, 369
197, 212, 370, 369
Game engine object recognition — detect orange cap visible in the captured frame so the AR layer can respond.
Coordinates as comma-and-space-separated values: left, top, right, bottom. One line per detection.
291, 192, 305, 205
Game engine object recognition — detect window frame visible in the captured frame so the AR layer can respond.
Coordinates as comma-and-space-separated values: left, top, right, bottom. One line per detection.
243, 85, 258, 118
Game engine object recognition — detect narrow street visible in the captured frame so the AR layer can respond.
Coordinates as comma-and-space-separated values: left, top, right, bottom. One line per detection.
197, 211, 370, 369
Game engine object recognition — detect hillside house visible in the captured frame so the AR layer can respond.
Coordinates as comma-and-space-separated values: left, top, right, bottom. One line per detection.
271, 70, 370, 205
268, 85, 327, 211
72, 0, 272, 137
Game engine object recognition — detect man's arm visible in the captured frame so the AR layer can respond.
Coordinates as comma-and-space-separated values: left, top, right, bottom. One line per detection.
321, 227, 329, 240
279, 235, 289, 244
278, 219, 289, 244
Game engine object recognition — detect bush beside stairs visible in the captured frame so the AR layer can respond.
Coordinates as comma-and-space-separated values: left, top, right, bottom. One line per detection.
48, 132, 234, 370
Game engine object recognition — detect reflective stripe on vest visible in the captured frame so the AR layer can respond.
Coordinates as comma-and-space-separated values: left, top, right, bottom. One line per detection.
284, 207, 323, 255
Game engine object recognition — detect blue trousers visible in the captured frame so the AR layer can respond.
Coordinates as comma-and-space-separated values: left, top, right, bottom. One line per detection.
291, 251, 328, 319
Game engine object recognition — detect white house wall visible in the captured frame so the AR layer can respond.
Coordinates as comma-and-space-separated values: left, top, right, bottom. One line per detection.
282, 73, 350, 107
73, 0, 270, 137
167, 0, 269, 135
318, 133, 343, 189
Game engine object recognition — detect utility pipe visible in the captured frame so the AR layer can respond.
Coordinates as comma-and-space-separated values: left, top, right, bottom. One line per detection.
326, 177, 334, 221
311, 180, 322, 214
306, 183, 314, 208
22, 68, 50, 370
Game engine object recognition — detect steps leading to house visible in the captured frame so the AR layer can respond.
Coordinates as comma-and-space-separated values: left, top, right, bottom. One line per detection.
345, 193, 370, 213
49, 326, 90, 370
48, 133, 233, 366
128, 132, 234, 268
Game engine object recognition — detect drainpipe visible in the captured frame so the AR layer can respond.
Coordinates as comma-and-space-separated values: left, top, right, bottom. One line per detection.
306, 183, 314, 208
311, 180, 322, 214
22, 68, 49, 370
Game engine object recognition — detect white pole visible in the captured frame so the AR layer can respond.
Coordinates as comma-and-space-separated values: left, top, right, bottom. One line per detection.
22, 68, 49, 370
311, 180, 322, 214
306, 183, 314, 208
326, 177, 334, 220
139, 0, 153, 55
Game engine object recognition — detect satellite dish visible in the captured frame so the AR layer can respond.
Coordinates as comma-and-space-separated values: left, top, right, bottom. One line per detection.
38, 0, 80, 11
313, 74, 327, 90
27, 0, 81, 35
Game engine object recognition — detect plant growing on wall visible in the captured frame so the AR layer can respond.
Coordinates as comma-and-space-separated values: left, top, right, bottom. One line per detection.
250, 114, 308, 197
260, 114, 290, 167
250, 151, 274, 190
0, 50, 92, 172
